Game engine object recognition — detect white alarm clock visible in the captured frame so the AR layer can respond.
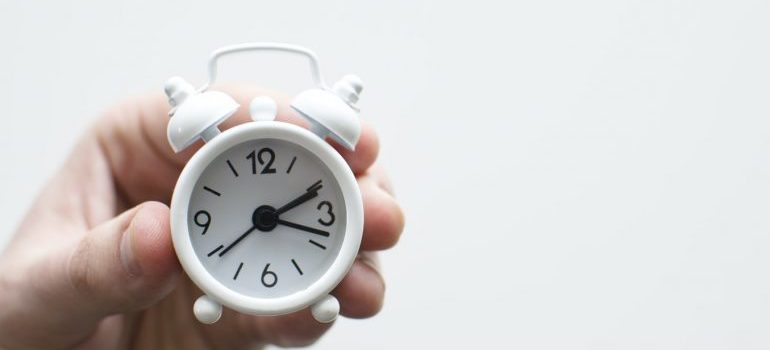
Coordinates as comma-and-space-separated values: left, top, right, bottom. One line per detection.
163, 43, 364, 324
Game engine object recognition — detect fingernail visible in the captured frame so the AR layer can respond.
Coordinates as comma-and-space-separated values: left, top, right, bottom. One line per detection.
120, 225, 143, 277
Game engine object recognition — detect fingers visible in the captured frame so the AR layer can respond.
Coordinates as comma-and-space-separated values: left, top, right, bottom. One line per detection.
96, 86, 380, 205
359, 165, 405, 251
333, 253, 385, 318
96, 94, 188, 204
330, 121, 380, 175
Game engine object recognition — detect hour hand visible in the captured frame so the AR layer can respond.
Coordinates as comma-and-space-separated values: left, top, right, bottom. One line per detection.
275, 179, 323, 215
277, 219, 330, 237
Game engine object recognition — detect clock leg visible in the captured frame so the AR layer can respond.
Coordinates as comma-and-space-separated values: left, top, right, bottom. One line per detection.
194, 295, 223, 324
310, 294, 340, 323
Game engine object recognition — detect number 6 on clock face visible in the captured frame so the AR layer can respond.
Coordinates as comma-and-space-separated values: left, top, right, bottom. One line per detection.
187, 138, 347, 298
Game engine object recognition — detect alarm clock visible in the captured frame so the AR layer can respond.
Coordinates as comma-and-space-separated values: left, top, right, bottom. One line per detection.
163, 43, 364, 324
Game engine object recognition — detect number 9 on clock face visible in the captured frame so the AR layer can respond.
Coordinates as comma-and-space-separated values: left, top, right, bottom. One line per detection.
187, 138, 347, 299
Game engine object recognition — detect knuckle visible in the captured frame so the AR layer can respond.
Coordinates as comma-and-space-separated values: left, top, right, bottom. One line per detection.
66, 240, 97, 297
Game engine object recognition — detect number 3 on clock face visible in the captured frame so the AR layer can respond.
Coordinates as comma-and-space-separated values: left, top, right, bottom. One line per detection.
187, 138, 347, 299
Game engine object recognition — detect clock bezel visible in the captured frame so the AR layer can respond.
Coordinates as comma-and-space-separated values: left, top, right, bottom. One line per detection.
170, 121, 363, 316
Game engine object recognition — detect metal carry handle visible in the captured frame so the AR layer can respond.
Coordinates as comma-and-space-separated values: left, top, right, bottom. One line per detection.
200, 42, 327, 92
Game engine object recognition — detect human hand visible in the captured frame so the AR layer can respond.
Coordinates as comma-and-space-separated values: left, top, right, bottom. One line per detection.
0, 86, 404, 349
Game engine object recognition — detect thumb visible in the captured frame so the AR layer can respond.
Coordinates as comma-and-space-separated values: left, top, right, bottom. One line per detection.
59, 201, 181, 320
3, 202, 182, 348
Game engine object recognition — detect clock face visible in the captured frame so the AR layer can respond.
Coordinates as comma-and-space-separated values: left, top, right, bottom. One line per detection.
187, 138, 347, 299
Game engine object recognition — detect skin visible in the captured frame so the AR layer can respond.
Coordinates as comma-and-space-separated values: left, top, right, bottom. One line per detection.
0, 86, 405, 350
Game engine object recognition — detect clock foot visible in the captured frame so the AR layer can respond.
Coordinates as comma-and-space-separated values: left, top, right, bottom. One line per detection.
311, 294, 339, 323
194, 295, 223, 324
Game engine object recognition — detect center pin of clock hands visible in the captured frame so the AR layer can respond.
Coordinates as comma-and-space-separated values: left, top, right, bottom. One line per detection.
218, 179, 329, 257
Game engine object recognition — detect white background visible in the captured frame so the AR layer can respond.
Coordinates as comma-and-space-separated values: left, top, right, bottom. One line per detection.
1, 1, 770, 349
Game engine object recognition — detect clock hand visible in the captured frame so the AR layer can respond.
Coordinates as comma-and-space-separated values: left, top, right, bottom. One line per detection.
217, 180, 325, 257
276, 219, 330, 237
274, 179, 323, 215
218, 225, 258, 257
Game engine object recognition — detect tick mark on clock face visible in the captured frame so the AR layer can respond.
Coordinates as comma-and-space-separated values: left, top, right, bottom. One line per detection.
291, 258, 303, 275
233, 262, 244, 280
203, 186, 221, 197
286, 156, 297, 173
308, 239, 326, 250
226, 159, 239, 177
207, 244, 224, 257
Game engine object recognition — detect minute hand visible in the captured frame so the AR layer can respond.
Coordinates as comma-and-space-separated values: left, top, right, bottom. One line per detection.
275, 179, 323, 215
219, 225, 258, 257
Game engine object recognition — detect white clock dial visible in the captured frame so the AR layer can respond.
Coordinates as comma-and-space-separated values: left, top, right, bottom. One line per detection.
187, 138, 347, 298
